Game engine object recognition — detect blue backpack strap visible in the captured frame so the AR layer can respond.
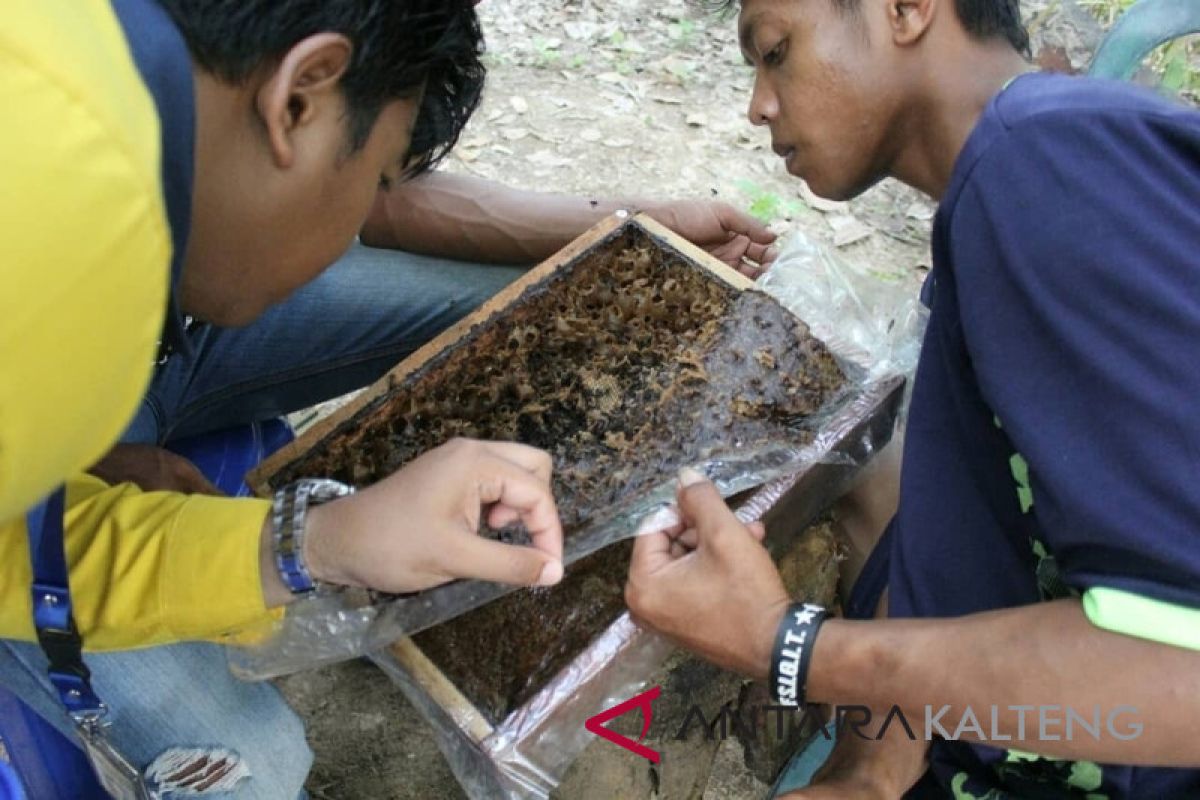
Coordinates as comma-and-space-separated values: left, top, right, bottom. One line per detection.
26, 488, 105, 719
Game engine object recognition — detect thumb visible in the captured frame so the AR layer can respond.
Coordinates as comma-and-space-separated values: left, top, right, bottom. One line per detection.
676, 468, 741, 546
449, 536, 564, 588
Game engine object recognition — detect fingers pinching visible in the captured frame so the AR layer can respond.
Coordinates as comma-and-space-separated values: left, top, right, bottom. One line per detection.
676, 468, 744, 546
742, 240, 774, 267
455, 534, 564, 587
630, 528, 676, 575
474, 454, 563, 561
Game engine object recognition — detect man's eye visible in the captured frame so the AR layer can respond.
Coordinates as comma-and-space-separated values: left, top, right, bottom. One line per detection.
378, 174, 394, 191
763, 40, 787, 67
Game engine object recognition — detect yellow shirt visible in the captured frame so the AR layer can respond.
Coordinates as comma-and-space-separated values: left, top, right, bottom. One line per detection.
0, 0, 273, 649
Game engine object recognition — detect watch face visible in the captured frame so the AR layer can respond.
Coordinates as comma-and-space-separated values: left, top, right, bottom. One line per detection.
304, 478, 355, 504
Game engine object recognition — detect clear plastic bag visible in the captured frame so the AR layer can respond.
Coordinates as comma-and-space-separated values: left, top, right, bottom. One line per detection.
760, 228, 927, 383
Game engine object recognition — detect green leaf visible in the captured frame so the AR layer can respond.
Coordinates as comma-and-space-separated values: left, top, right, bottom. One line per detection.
748, 195, 779, 222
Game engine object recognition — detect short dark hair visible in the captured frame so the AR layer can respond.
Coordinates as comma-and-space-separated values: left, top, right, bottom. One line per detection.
156, 0, 486, 175
714, 0, 1030, 57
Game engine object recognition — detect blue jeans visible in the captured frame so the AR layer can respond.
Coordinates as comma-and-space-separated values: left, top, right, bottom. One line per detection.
0, 243, 524, 798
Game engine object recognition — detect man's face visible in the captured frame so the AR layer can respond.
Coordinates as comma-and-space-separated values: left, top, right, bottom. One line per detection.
739, 0, 903, 200
181, 36, 421, 326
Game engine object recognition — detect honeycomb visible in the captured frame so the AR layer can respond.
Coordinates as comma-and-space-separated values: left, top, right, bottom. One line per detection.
266, 225, 847, 723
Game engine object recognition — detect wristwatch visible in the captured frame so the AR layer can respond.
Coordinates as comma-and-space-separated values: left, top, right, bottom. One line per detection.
272, 478, 355, 595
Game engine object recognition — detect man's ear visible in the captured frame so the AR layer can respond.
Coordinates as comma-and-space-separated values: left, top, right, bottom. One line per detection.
256, 33, 353, 169
888, 0, 937, 46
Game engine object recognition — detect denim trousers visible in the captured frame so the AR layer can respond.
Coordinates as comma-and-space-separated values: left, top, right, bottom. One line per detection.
0, 243, 524, 798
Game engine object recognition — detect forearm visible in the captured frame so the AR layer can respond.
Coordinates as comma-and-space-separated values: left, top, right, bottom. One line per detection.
1, 474, 276, 650
360, 172, 643, 264
801, 600, 1200, 765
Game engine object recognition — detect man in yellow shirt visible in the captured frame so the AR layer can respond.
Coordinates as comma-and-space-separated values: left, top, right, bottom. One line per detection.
2, 0, 781, 794
2, 0, 570, 795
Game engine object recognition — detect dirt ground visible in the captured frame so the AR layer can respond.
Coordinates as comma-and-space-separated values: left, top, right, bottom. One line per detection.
276, 2, 1190, 798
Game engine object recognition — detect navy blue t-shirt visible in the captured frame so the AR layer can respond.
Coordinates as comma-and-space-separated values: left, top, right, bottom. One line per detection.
889, 73, 1200, 797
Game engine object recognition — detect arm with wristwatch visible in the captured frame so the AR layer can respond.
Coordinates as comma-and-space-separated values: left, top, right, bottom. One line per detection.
625, 470, 1200, 797
260, 437, 564, 606
0, 438, 563, 651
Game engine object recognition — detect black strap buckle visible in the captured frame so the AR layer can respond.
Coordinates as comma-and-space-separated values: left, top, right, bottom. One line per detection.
35, 620, 91, 684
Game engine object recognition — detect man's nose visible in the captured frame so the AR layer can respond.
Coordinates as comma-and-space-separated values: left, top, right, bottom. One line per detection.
747, 73, 778, 127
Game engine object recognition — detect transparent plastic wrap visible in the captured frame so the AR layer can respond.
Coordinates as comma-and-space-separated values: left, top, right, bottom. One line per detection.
760, 228, 927, 384
370, 615, 672, 800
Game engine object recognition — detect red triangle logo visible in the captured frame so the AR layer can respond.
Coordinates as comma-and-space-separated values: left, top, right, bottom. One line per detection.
584, 686, 662, 763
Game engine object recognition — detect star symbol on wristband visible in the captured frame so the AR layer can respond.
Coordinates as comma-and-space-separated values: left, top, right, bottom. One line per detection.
793, 607, 817, 626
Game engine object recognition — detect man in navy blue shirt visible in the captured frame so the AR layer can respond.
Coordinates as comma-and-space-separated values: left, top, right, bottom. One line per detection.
626, 0, 1200, 796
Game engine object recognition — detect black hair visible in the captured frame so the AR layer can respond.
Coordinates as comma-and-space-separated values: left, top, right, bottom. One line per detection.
713, 0, 1030, 57
155, 0, 486, 175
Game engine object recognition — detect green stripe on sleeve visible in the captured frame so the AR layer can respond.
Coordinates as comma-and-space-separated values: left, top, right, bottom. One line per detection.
1082, 587, 1200, 651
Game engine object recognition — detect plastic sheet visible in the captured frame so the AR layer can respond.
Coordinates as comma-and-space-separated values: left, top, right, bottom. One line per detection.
760, 228, 926, 383
370, 612, 674, 799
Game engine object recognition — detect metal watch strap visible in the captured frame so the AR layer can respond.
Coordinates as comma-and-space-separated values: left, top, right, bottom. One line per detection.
272, 479, 354, 595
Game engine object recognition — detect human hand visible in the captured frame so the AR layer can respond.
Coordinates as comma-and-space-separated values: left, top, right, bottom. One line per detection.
644, 200, 778, 279
625, 468, 790, 679
88, 443, 223, 496
304, 438, 564, 594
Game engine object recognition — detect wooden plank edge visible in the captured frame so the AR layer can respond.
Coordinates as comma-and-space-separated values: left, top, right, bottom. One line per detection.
387, 638, 495, 745
632, 213, 758, 292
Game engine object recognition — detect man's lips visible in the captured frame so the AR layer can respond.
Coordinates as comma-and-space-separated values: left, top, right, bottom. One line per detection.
772, 143, 797, 167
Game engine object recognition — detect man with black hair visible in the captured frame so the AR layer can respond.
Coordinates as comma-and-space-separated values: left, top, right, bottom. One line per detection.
626, 0, 1200, 797
2, 0, 779, 795
2, 0, 556, 795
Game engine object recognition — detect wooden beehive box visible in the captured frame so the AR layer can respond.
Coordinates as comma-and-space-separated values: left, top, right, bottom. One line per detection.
249, 214, 902, 797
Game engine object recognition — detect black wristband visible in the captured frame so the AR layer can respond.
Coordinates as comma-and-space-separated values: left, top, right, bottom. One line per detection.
770, 602, 829, 706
